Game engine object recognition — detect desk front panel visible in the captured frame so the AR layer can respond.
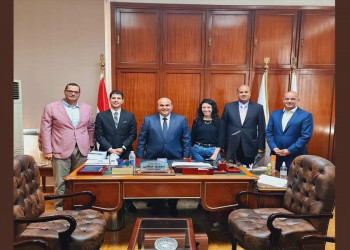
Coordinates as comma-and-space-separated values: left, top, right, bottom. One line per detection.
71, 181, 122, 211
124, 181, 201, 199
203, 181, 251, 210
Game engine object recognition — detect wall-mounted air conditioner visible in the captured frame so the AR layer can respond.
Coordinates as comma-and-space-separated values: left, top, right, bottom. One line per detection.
14, 80, 24, 155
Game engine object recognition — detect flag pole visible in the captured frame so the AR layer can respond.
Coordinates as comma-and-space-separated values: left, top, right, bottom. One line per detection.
289, 57, 297, 91
263, 57, 270, 166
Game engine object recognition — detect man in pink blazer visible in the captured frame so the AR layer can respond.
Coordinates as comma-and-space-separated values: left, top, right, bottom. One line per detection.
40, 83, 95, 210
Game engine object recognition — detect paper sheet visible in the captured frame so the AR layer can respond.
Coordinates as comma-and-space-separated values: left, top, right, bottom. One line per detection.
258, 174, 287, 188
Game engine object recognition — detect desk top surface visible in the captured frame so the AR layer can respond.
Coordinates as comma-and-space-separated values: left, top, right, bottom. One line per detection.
64, 162, 258, 181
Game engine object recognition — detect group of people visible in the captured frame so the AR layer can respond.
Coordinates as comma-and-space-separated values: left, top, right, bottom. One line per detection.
40, 83, 314, 214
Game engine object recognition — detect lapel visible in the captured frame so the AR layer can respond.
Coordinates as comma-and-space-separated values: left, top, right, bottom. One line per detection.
242, 102, 253, 126
154, 114, 164, 140
57, 101, 74, 127
117, 110, 125, 130
232, 102, 241, 125
166, 114, 176, 139
283, 108, 299, 133
277, 109, 284, 132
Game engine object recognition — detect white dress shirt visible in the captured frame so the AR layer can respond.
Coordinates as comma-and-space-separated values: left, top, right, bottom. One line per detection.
239, 101, 249, 125
282, 107, 297, 132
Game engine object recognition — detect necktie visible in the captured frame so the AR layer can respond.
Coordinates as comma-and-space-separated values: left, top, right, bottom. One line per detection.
162, 117, 168, 137
240, 106, 246, 125
114, 112, 119, 128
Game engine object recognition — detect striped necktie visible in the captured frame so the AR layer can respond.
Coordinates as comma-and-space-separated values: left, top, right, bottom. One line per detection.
114, 112, 119, 128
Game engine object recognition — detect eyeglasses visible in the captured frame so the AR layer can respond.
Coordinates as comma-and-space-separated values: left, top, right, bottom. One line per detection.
66, 90, 80, 95
283, 98, 296, 101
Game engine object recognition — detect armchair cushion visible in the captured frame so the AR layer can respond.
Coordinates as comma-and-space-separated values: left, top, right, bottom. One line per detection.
229, 208, 318, 249
16, 209, 105, 250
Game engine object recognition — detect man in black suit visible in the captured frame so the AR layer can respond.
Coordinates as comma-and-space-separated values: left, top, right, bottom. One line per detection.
95, 90, 137, 212
220, 85, 266, 165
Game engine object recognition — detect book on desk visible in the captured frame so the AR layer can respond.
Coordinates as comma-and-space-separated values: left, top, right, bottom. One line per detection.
77, 165, 107, 175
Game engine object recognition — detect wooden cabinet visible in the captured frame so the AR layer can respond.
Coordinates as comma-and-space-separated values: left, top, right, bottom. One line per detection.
111, 4, 335, 162
253, 10, 298, 69
162, 10, 206, 68
297, 70, 335, 160
161, 70, 204, 127
114, 8, 160, 68
116, 69, 160, 132
298, 11, 335, 69
206, 10, 252, 69
205, 70, 249, 116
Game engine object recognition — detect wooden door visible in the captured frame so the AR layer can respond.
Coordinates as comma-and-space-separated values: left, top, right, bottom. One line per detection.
161, 70, 204, 128
206, 10, 252, 70
297, 70, 335, 160
298, 11, 335, 69
162, 10, 206, 68
205, 70, 249, 117
115, 8, 160, 68
253, 10, 298, 69
250, 70, 290, 113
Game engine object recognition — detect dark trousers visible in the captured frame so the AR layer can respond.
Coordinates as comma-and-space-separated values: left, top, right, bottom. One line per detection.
236, 141, 255, 166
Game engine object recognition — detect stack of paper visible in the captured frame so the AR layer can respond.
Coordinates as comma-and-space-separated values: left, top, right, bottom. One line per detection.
258, 174, 287, 188
85, 159, 110, 165
172, 162, 212, 169
87, 151, 107, 160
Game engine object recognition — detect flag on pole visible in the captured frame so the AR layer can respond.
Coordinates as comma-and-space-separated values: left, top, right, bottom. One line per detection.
291, 72, 297, 92
257, 71, 271, 166
97, 73, 109, 113
257, 73, 269, 126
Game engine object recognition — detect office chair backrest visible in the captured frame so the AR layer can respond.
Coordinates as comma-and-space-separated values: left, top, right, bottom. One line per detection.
283, 155, 335, 234
14, 155, 45, 238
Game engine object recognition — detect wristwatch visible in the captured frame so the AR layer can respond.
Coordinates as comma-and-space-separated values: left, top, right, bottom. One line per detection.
122, 145, 127, 151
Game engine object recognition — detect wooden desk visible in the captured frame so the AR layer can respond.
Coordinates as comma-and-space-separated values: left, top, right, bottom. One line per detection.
256, 173, 286, 208
63, 165, 258, 212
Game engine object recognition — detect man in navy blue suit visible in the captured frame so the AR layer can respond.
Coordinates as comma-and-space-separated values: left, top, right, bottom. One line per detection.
136, 97, 191, 160
266, 91, 314, 171
136, 97, 191, 216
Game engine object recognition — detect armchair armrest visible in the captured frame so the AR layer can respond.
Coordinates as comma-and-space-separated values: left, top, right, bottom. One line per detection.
15, 215, 76, 250
14, 239, 50, 250
266, 213, 333, 248
236, 191, 285, 208
44, 191, 96, 210
297, 234, 335, 249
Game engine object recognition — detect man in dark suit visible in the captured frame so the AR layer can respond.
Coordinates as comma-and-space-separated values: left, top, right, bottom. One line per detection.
220, 85, 266, 165
266, 91, 313, 171
136, 97, 191, 216
95, 90, 137, 212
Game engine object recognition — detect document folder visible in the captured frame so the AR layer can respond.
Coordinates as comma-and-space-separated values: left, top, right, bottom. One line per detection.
77, 165, 107, 175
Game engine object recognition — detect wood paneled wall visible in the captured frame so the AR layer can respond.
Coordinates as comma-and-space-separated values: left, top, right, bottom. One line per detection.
111, 3, 335, 162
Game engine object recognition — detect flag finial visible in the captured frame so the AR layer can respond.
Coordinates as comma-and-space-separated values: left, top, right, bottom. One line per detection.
100, 54, 105, 74
264, 57, 270, 72
291, 57, 297, 73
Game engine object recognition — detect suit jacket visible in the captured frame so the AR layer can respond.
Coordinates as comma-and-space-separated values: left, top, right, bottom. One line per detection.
40, 101, 95, 159
95, 109, 137, 159
136, 113, 191, 159
266, 107, 313, 167
219, 101, 266, 158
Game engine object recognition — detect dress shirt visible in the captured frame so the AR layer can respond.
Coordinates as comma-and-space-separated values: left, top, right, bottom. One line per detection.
239, 101, 249, 125
282, 106, 298, 132
62, 99, 80, 128
159, 113, 171, 130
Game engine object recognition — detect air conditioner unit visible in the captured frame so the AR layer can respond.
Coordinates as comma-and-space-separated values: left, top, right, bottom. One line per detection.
14, 80, 24, 155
